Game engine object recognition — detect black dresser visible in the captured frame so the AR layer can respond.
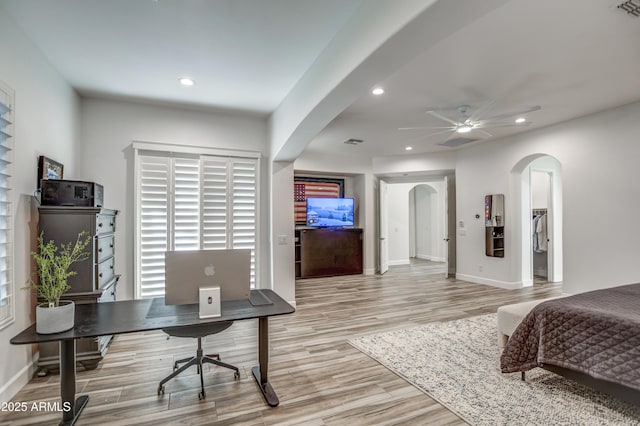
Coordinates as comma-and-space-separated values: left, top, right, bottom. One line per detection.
36, 206, 119, 374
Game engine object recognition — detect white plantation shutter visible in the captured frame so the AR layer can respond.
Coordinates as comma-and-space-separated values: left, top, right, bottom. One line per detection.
202, 158, 228, 250
138, 156, 170, 298
173, 158, 200, 250
231, 160, 257, 285
135, 147, 259, 299
0, 82, 14, 329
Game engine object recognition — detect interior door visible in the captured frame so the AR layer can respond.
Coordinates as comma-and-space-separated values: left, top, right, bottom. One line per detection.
444, 174, 456, 278
379, 179, 389, 274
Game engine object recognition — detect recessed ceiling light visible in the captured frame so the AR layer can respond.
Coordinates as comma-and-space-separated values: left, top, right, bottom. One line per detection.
179, 77, 195, 86
372, 87, 384, 95
405, 146, 413, 151
515, 117, 526, 123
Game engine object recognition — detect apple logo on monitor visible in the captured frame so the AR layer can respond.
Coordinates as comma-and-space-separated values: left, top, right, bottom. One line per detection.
204, 264, 215, 277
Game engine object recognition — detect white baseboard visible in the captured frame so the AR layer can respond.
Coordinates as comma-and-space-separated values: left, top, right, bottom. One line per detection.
363, 268, 375, 275
456, 273, 523, 290
0, 355, 39, 403
415, 254, 446, 262
287, 300, 297, 308
388, 259, 410, 266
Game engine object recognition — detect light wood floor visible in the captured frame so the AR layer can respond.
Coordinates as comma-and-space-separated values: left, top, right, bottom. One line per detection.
1, 260, 562, 425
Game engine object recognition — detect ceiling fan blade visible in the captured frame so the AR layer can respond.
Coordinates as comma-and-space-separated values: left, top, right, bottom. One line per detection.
426, 110, 460, 126
398, 125, 455, 131
481, 106, 541, 122
468, 100, 497, 122
473, 129, 494, 138
406, 129, 455, 142
478, 122, 532, 129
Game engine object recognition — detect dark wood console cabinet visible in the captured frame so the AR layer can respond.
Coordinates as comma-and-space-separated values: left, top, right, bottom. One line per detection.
36, 206, 119, 374
295, 228, 363, 278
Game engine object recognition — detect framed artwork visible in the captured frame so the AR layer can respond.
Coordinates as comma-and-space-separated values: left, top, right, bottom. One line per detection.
294, 177, 344, 224
37, 155, 64, 187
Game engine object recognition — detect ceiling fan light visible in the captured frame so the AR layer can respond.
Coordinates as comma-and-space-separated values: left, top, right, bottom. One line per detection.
179, 77, 195, 86
515, 117, 526, 123
372, 87, 385, 95
457, 125, 472, 133
405, 146, 413, 151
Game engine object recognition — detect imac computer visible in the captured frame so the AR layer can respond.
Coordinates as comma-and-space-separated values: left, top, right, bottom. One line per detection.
164, 248, 252, 305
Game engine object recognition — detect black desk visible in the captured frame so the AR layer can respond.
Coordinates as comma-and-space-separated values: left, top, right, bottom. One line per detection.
11, 289, 294, 426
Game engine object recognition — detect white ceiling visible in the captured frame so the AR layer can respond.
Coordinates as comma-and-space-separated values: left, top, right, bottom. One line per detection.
307, 0, 640, 158
1, 0, 361, 114
2, 0, 640, 159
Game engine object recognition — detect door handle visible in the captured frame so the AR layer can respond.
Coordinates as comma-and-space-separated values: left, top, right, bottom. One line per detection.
443, 238, 450, 241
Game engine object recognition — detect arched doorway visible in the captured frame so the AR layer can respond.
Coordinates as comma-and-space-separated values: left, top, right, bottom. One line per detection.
511, 154, 563, 286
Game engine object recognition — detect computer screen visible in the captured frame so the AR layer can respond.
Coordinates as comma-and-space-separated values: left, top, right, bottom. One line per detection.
306, 197, 354, 227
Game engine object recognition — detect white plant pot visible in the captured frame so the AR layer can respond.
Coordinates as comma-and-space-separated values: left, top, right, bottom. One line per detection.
36, 300, 75, 334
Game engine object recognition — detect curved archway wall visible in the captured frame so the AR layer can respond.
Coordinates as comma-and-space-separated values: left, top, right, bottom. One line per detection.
373, 100, 640, 295
511, 155, 563, 287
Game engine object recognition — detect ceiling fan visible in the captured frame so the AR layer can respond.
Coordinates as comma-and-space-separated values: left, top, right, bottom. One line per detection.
399, 102, 541, 142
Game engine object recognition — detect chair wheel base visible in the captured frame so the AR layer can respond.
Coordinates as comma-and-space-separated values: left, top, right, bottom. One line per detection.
158, 336, 238, 400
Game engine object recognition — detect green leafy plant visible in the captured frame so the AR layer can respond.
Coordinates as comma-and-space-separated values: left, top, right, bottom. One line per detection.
29, 231, 92, 307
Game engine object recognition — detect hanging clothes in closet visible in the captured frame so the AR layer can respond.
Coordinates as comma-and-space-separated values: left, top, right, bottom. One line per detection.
532, 209, 547, 253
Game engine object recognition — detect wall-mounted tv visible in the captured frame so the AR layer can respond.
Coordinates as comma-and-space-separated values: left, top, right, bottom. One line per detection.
306, 197, 354, 227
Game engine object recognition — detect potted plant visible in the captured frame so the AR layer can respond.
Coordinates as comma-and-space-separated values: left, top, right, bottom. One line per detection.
29, 231, 91, 334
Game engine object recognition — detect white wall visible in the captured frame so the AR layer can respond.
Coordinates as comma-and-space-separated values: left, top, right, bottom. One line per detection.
413, 186, 430, 258
271, 161, 295, 303
387, 183, 414, 265
372, 150, 456, 175
413, 182, 445, 262
0, 10, 81, 402
79, 98, 269, 301
531, 171, 549, 209
375, 100, 640, 294
386, 181, 445, 265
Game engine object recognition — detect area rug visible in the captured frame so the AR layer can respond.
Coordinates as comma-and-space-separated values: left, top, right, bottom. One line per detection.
349, 314, 640, 425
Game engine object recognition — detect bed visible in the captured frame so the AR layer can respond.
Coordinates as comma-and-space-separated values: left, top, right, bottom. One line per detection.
500, 283, 640, 405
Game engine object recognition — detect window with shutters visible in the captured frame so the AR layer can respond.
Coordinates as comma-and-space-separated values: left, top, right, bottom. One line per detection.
0, 82, 15, 329
134, 147, 259, 299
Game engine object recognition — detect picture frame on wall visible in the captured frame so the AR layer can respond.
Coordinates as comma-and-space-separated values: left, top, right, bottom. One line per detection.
294, 177, 345, 225
37, 155, 64, 187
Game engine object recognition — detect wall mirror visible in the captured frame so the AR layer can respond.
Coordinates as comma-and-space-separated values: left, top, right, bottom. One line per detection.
484, 194, 504, 227
485, 194, 505, 257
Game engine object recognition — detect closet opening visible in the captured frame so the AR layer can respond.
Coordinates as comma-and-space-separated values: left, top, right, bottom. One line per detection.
515, 155, 563, 286
531, 171, 550, 282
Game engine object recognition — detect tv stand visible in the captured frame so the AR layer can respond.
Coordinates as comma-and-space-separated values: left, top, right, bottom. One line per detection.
295, 228, 363, 278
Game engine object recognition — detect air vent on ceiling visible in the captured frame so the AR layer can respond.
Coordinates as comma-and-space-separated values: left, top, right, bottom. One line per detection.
617, 0, 640, 16
438, 137, 478, 148
343, 138, 364, 145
